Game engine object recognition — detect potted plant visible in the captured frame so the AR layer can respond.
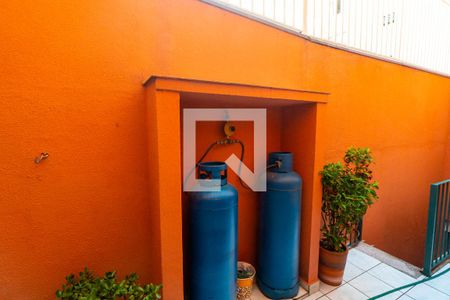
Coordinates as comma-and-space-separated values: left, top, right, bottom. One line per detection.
56, 267, 162, 299
319, 147, 379, 286
237, 261, 255, 300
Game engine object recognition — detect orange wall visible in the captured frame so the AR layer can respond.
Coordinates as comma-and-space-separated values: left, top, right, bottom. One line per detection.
1, 0, 450, 298
281, 103, 326, 282
445, 116, 450, 178
0, 1, 159, 299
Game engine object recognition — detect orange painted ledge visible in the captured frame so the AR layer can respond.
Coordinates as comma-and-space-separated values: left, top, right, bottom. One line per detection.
143, 75, 329, 104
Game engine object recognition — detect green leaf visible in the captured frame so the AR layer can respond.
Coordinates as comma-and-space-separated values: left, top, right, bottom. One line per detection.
56, 269, 161, 300
320, 147, 379, 251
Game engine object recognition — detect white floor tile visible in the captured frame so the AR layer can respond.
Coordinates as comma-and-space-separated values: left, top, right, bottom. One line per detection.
327, 284, 368, 300
396, 295, 414, 299
434, 263, 450, 275
299, 291, 325, 300
320, 281, 343, 294
252, 285, 269, 300
294, 287, 308, 298
406, 283, 449, 300
344, 262, 365, 282
415, 275, 426, 281
368, 263, 417, 292
424, 271, 450, 295
347, 249, 380, 271
349, 272, 402, 300
252, 284, 308, 300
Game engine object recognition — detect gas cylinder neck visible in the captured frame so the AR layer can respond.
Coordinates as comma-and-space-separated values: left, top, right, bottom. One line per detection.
198, 161, 228, 186
268, 152, 293, 173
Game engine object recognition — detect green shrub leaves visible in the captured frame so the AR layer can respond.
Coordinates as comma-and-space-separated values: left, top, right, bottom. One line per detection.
320, 147, 379, 252
56, 267, 161, 300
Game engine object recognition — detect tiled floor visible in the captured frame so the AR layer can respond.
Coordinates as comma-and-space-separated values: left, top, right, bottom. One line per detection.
252, 248, 450, 300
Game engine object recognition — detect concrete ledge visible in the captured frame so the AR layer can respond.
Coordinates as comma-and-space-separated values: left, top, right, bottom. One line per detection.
299, 278, 320, 295
355, 241, 423, 279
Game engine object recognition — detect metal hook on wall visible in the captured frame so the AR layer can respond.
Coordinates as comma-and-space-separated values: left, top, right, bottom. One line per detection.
34, 152, 49, 164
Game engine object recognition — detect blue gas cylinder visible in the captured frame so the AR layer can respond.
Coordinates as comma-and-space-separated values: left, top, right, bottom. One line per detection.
188, 162, 238, 300
257, 152, 302, 299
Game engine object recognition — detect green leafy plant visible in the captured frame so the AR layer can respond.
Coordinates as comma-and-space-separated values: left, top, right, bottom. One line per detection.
237, 264, 254, 279
320, 147, 379, 252
56, 267, 161, 300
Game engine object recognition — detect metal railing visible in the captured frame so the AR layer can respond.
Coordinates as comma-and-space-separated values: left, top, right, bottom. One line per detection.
423, 179, 450, 276
348, 218, 363, 248
205, 0, 450, 77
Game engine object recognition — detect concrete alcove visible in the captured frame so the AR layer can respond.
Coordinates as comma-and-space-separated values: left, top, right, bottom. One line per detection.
144, 76, 329, 298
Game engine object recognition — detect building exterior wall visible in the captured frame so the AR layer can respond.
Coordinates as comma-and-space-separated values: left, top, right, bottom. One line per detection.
0, 0, 449, 299
445, 116, 450, 178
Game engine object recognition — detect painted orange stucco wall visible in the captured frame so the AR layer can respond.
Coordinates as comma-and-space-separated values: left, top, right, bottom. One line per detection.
1, 0, 450, 299
445, 117, 450, 178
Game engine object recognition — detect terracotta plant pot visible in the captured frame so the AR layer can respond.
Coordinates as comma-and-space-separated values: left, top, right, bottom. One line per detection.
318, 245, 348, 286
237, 262, 255, 300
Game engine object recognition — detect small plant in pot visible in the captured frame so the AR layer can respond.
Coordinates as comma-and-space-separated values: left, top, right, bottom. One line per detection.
237, 262, 256, 300
319, 147, 379, 286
